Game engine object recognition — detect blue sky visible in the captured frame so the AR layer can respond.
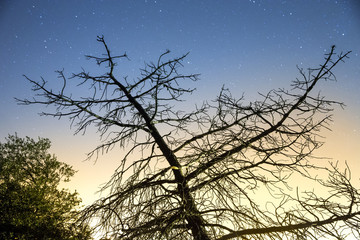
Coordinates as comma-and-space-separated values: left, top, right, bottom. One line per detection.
1, 0, 359, 206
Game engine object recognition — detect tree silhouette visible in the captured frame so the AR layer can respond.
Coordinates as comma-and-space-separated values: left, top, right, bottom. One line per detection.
0, 134, 92, 239
18, 36, 360, 239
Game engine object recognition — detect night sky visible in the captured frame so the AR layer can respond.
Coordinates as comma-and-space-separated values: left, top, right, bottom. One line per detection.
1, 0, 359, 207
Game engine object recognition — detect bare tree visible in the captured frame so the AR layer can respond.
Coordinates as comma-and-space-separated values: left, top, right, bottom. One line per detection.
18, 36, 360, 240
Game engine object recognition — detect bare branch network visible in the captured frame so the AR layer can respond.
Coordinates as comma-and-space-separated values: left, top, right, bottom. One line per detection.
18, 36, 359, 240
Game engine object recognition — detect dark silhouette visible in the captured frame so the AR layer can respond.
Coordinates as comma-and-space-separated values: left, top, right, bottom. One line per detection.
18, 36, 359, 239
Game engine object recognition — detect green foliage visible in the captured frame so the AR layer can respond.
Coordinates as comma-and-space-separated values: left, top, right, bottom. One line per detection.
0, 134, 92, 240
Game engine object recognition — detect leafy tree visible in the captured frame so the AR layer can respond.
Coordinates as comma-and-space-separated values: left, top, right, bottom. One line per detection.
18, 36, 360, 239
0, 134, 92, 239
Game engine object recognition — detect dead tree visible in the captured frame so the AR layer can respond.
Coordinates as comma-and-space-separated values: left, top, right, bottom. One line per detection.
18, 36, 360, 239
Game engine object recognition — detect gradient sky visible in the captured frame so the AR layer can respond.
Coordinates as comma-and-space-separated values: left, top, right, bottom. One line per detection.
1, 0, 359, 207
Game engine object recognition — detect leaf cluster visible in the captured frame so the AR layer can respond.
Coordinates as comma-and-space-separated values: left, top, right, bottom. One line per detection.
0, 134, 92, 239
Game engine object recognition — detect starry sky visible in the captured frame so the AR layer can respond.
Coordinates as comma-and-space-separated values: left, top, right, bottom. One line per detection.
1, 0, 359, 207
